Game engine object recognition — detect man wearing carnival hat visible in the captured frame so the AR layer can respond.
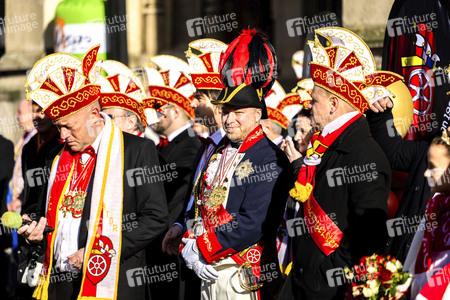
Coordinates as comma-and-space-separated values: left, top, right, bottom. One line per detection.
98, 60, 149, 137
144, 55, 202, 229
163, 38, 229, 256
278, 27, 394, 299
160, 39, 229, 299
179, 29, 291, 300
143, 55, 202, 300
17, 46, 169, 300
260, 82, 289, 147
261, 107, 289, 147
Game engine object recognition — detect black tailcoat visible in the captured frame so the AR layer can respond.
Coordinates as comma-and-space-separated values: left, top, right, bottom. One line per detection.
279, 116, 391, 299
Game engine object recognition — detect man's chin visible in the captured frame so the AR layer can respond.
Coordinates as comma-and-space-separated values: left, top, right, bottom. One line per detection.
225, 131, 244, 143
67, 143, 80, 153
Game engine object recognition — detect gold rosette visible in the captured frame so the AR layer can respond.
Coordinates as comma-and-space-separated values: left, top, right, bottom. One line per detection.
289, 181, 313, 202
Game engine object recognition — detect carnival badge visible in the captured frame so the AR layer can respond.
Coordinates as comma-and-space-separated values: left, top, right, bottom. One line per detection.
235, 159, 254, 180
86, 235, 116, 285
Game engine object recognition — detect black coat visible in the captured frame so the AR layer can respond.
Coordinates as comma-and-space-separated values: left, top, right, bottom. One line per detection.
174, 142, 207, 226
21, 132, 60, 214
0, 136, 14, 300
0, 135, 14, 247
157, 128, 201, 225
29, 132, 169, 300
279, 116, 391, 300
148, 127, 200, 300
366, 108, 431, 261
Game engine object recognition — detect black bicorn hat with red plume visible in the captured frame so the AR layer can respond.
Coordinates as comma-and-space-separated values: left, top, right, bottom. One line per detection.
215, 29, 278, 119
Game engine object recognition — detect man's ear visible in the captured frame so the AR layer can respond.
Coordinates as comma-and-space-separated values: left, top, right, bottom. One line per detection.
261, 120, 270, 132
329, 95, 339, 114
89, 104, 101, 118
255, 108, 262, 122
172, 106, 182, 119
128, 114, 138, 126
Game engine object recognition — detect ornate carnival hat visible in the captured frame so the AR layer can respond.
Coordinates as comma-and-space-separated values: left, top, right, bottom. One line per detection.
266, 107, 289, 129
185, 38, 228, 90
308, 27, 404, 113
214, 83, 264, 112
144, 55, 195, 119
25, 45, 102, 120
98, 60, 148, 127
277, 79, 314, 120
264, 81, 286, 108
263, 81, 289, 129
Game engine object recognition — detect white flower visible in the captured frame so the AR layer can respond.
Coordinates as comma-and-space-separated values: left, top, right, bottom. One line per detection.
386, 261, 398, 273
362, 286, 374, 298
367, 266, 376, 273
362, 280, 380, 297
395, 260, 403, 270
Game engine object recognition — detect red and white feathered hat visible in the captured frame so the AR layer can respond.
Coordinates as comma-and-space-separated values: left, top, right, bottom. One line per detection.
185, 38, 228, 90
98, 60, 148, 127
25, 45, 102, 120
308, 27, 404, 113
144, 55, 195, 119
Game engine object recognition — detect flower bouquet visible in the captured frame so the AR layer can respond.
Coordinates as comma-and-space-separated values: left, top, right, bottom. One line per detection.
344, 254, 410, 299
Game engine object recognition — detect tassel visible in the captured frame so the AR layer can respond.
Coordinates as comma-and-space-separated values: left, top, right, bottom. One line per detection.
32, 274, 49, 300
289, 181, 313, 202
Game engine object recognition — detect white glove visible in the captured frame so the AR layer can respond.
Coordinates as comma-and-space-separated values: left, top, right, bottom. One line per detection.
181, 238, 199, 269
181, 238, 218, 281
193, 259, 219, 281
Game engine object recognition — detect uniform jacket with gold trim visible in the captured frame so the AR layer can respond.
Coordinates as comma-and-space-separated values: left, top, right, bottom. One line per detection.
186, 129, 291, 270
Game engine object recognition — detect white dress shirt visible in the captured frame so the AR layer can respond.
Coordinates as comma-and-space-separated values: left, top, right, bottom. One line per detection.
167, 123, 192, 142
53, 128, 103, 272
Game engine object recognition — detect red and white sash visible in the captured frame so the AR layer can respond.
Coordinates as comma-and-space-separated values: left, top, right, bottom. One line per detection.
289, 112, 361, 256
33, 113, 124, 300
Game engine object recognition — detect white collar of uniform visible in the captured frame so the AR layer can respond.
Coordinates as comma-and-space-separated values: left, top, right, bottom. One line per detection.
167, 123, 191, 142
321, 111, 359, 137
272, 135, 283, 146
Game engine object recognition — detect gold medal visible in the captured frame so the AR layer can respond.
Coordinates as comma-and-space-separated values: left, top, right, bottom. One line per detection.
60, 191, 85, 218
70, 191, 86, 218
62, 196, 73, 207
205, 187, 227, 209
61, 196, 73, 217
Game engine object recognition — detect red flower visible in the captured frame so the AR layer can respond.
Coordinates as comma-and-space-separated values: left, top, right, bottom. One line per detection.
378, 267, 393, 283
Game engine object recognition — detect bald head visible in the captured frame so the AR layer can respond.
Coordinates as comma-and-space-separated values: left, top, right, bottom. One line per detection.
309, 85, 357, 129
53, 100, 104, 152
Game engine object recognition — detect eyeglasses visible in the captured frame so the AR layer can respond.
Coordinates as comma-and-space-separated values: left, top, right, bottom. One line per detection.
160, 105, 174, 112
108, 114, 128, 120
